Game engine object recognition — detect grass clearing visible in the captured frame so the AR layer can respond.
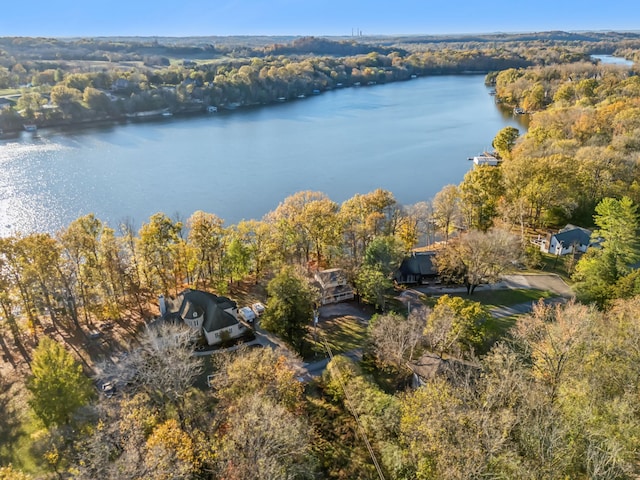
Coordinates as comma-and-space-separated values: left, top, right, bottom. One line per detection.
305, 315, 367, 361
426, 288, 553, 309
0, 89, 20, 97
460, 288, 553, 308
484, 314, 519, 341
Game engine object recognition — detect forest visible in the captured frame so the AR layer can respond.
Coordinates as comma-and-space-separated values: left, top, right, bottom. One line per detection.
4, 32, 639, 132
2, 33, 640, 479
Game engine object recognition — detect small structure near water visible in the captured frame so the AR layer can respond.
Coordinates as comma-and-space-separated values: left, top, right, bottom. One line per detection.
471, 154, 499, 166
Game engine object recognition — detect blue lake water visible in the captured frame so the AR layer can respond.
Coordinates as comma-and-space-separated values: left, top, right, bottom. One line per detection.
0, 75, 524, 235
591, 54, 635, 67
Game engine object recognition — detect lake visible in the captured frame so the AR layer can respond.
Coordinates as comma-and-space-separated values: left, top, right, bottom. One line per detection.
0, 75, 524, 235
591, 54, 635, 67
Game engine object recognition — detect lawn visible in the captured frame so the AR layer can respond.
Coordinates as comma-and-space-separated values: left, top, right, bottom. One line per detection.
0, 381, 46, 475
455, 288, 553, 308
425, 288, 552, 309
304, 316, 368, 361
428, 288, 554, 351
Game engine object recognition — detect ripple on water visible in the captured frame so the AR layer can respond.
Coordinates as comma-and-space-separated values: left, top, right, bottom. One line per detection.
0, 140, 71, 236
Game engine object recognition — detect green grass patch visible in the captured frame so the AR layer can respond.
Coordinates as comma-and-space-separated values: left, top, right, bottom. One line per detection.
430, 288, 554, 351
458, 288, 553, 308
0, 384, 47, 475
428, 288, 552, 309
305, 316, 367, 361
485, 314, 519, 338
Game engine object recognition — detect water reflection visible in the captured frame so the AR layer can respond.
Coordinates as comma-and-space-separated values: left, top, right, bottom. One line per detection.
0, 75, 526, 236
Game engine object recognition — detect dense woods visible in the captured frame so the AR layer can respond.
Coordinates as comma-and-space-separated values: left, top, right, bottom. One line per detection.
2, 32, 632, 132
2, 32, 640, 478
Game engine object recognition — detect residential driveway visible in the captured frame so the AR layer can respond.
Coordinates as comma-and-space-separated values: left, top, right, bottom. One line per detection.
405, 273, 574, 320
301, 348, 363, 380
318, 301, 371, 323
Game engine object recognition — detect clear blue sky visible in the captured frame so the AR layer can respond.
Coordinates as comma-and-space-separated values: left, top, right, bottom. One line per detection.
0, 0, 637, 37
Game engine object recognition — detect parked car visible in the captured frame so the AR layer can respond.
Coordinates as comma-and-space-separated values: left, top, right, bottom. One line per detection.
239, 306, 257, 323
252, 302, 266, 316
88, 329, 102, 340
101, 381, 116, 398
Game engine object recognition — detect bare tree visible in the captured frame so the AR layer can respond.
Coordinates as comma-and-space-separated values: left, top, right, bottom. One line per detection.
97, 322, 202, 413
368, 309, 427, 368
511, 300, 593, 403
214, 393, 316, 479
405, 201, 437, 246
435, 228, 521, 294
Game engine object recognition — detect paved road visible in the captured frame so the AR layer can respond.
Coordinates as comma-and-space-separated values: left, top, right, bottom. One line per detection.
301, 348, 363, 380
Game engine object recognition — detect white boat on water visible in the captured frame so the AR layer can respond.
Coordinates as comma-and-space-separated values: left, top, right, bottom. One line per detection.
23, 124, 37, 132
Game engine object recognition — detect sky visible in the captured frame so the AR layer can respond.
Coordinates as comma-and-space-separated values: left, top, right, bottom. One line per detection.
0, 0, 637, 38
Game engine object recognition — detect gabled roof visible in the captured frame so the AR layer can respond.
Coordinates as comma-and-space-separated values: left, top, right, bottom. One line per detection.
552, 226, 592, 246
314, 268, 347, 287
409, 353, 480, 384
396, 251, 438, 278
167, 289, 238, 333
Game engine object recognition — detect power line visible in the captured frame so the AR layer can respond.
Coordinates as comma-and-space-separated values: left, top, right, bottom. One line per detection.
323, 338, 386, 480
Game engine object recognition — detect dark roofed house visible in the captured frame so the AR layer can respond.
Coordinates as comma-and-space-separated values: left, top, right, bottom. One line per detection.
547, 224, 593, 256
162, 289, 246, 346
314, 268, 354, 305
395, 251, 438, 285
0, 97, 14, 110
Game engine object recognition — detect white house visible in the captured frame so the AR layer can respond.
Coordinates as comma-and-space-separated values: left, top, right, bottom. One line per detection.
162, 289, 247, 345
545, 225, 593, 256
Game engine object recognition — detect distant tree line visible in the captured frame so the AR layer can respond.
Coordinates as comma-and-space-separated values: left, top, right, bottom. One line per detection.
0, 34, 604, 131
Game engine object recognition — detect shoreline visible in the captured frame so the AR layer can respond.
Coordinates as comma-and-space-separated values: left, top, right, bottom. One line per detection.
0, 72, 494, 138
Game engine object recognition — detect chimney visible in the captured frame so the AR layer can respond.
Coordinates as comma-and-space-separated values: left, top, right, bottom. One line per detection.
159, 294, 167, 316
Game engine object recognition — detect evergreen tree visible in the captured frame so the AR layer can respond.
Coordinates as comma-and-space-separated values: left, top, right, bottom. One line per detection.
27, 338, 94, 427
573, 196, 640, 306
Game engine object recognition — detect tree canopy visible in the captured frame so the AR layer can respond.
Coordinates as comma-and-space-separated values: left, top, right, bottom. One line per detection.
27, 338, 94, 427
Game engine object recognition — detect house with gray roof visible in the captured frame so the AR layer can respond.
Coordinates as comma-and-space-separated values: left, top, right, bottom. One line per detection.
161, 289, 247, 345
394, 251, 438, 284
546, 224, 593, 256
